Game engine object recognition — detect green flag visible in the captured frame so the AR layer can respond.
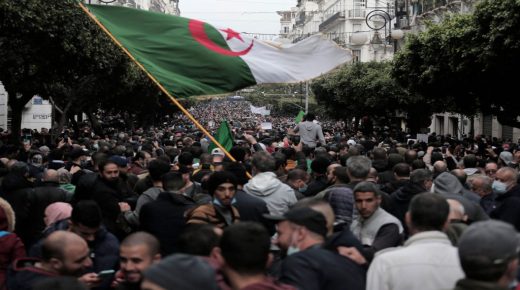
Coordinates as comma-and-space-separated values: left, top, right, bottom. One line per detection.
85, 5, 352, 98
295, 110, 305, 124
209, 121, 233, 152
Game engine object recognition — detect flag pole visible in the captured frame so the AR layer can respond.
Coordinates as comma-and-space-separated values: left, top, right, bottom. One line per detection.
78, 3, 241, 167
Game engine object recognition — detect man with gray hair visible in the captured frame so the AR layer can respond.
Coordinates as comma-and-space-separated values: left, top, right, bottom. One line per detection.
452, 220, 519, 290
244, 151, 297, 215
490, 167, 520, 230
468, 175, 496, 215
433, 160, 448, 179
346, 156, 372, 190
445, 199, 468, 245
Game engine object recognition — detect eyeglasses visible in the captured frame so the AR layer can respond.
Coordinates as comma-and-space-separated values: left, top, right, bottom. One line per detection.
485, 170, 497, 174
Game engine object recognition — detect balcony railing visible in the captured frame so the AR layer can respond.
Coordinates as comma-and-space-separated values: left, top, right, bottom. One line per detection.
295, 13, 306, 26
347, 9, 366, 19
319, 11, 345, 31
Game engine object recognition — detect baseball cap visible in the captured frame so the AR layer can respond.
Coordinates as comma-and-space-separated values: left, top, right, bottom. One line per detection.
264, 207, 328, 237
458, 220, 520, 266
211, 148, 225, 157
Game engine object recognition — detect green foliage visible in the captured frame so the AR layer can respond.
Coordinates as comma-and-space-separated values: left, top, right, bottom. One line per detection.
312, 61, 431, 132
0, 0, 164, 137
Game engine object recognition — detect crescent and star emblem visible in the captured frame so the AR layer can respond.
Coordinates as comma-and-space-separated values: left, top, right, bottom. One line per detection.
188, 19, 254, 57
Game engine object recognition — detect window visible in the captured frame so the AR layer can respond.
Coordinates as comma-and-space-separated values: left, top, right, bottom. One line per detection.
352, 49, 361, 62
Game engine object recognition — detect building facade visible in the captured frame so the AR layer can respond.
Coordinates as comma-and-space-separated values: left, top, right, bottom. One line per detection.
278, 0, 520, 141
280, 0, 406, 62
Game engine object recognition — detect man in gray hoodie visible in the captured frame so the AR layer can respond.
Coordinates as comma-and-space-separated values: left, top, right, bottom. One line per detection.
433, 172, 488, 222
293, 113, 325, 149
244, 151, 297, 215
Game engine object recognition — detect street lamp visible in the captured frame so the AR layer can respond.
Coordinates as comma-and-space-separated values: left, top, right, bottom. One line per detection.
365, 9, 404, 52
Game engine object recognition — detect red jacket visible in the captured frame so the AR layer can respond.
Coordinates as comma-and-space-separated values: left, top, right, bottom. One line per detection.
0, 198, 26, 290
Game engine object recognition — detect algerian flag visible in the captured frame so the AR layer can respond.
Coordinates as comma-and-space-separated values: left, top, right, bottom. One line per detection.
85, 5, 352, 98
295, 110, 305, 124
209, 121, 234, 152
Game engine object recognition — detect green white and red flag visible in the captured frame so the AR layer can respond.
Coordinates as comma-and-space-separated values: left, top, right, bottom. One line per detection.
85, 4, 352, 98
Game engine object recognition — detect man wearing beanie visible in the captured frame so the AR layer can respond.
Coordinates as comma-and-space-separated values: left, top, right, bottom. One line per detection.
141, 254, 218, 290
225, 162, 272, 231
453, 220, 519, 290
186, 171, 240, 228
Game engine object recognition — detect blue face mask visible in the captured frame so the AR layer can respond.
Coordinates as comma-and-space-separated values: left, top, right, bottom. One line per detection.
298, 183, 308, 193
492, 180, 508, 194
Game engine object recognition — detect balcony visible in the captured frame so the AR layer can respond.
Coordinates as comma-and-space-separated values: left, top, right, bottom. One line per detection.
295, 13, 306, 26
319, 11, 345, 32
347, 9, 366, 19
420, 0, 448, 14
398, 18, 409, 28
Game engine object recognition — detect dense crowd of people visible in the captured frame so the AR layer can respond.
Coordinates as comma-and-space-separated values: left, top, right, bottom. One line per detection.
0, 99, 520, 290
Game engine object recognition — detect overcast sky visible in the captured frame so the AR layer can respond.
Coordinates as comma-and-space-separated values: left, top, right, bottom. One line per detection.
179, 0, 296, 35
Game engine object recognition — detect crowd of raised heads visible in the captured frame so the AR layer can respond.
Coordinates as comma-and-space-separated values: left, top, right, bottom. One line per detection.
0, 105, 519, 290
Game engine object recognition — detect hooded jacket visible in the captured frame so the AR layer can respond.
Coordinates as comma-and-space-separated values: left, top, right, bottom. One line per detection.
243, 172, 297, 215
293, 121, 325, 148
433, 172, 481, 203
6, 258, 57, 290
0, 197, 25, 290
433, 172, 488, 222
389, 182, 426, 228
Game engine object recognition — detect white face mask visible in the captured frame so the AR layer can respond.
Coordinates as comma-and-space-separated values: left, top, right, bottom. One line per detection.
492, 180, 508, 194
287, 246, 300, 256
430, 183, 436, 193
287, 230, 301, 256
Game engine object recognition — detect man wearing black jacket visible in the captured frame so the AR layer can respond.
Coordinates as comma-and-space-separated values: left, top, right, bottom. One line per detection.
139, 172, 196, 256
268, 207, 366, 290
490, 167, 520, 230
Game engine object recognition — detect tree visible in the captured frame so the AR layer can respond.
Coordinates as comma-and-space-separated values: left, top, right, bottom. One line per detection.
392, 0, 520, 128
0, 0, 119, 140
312, 61, 431, 133
0, 0, 165, 141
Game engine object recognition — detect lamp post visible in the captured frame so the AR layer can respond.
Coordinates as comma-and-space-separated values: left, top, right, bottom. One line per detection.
364, 9, 404, 53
